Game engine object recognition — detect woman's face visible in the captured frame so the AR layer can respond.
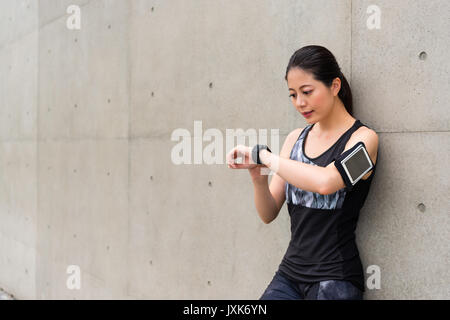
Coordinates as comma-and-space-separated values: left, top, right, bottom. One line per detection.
286, 67, 340, 123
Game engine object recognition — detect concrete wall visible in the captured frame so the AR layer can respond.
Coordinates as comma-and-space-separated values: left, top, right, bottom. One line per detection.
0, 0, 448, 299
0, 0, 38, 300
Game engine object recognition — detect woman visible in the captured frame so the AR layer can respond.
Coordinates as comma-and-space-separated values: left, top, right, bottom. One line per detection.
226, 45, 379, 300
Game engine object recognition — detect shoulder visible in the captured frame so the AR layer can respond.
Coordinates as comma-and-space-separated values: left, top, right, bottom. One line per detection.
348, 126, 379, 152
346, 126, 379, 178
288, 127, 304, 141
280, 127, 304, 158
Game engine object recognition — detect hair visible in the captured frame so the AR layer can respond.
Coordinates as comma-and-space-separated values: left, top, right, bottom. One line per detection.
284, 45, 353, 116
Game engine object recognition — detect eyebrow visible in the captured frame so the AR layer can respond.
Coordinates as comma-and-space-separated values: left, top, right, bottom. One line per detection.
289, 85, 312, 91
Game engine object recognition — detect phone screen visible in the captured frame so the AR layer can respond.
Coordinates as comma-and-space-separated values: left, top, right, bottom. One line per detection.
343, 146, 373, 183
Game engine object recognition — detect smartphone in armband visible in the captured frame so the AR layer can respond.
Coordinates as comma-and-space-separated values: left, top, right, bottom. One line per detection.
334, 141, 374, 190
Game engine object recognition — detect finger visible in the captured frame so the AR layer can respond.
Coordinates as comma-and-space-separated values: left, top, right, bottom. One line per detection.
234, 148, 240, 159
236, 145, 247, 156
228, 156, 238, 165
233, 163, 250, 169
227, 148, 237, 163
234, 146, 247, 162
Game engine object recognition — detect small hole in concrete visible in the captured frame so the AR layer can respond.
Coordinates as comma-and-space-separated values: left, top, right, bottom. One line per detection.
208, 181, 212, 187
107, 172, 110, 176
151, 92, 154, 97
107, 99, 111, 103
149, 260, 153, 265
151, 7, 154, 12
74, 104, 78, 108
73, 234, 77, 238
106, 245, 110, 251
74, 38, 78, 43
417, 203, 426, 212
419, 51, 427, 60
207, 281, 211, 286
108, 25, 111, 29
209, 82, 213, 89
73, 169, 77, 173
150, 176, 153, 181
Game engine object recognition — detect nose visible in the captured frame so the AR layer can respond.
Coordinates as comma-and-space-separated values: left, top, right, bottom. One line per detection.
296, 96, 307, 108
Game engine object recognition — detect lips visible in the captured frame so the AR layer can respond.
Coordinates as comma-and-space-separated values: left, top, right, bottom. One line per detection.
302, 111, 314, 117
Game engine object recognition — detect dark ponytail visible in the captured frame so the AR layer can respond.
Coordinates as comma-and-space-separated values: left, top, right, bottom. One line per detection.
285, 45, 353, 116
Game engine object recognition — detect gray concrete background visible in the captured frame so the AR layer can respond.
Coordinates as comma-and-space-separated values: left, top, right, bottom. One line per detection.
0, 0, 448, 299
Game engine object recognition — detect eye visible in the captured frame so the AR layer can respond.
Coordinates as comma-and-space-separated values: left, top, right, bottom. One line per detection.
289, 90, 312, 98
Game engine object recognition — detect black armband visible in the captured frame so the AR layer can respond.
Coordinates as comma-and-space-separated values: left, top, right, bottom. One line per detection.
333, 141, 374, 191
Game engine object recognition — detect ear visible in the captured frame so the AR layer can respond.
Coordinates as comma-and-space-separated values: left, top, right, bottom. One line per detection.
332, 77, 341, 97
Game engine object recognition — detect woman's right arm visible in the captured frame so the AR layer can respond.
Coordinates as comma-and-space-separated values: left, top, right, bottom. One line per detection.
251, 128, 302, 224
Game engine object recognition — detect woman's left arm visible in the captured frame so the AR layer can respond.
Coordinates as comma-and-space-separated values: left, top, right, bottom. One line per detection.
258, 128, 379, 196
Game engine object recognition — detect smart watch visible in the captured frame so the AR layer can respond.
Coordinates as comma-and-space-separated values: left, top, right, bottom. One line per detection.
251, 144, 272, 165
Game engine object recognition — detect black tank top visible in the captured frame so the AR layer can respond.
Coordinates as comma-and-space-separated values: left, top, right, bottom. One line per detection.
278, 119, 378, 292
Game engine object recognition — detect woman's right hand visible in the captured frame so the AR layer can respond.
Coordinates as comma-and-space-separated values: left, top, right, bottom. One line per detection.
226, 145, 268, 182
247, 165, 269, 183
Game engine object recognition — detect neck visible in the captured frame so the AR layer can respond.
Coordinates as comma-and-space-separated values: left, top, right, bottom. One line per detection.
314, 99, 354, 137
